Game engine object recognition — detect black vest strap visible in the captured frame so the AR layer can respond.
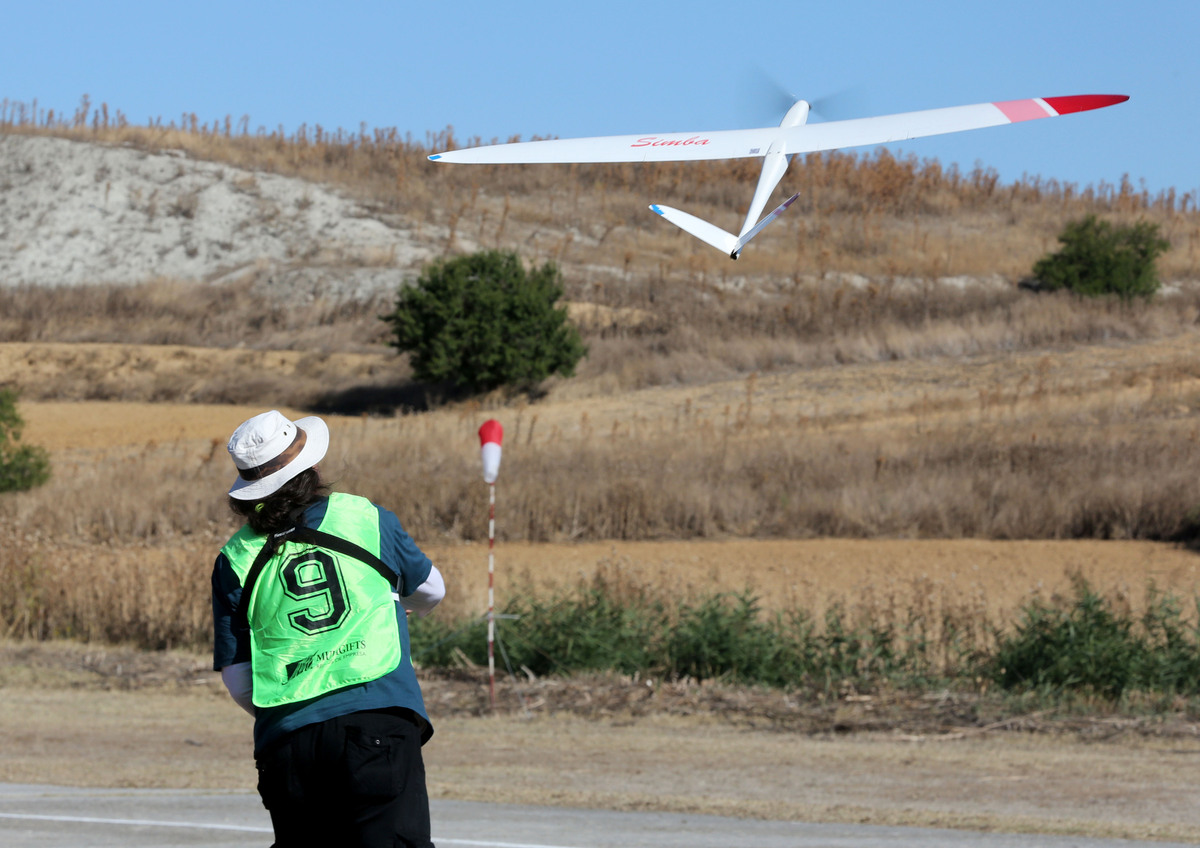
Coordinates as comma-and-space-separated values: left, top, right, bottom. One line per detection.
233, 527, 398, 633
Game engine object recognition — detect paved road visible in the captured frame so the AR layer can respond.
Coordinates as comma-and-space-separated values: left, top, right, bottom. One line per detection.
0, 783, 1192, 848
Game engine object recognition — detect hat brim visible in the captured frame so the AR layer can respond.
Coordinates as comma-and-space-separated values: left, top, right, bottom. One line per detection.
228, 416, 330, 500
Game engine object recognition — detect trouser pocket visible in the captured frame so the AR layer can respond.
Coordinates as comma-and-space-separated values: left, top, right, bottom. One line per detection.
343, 724, 410, 799
255, 748, 299, 813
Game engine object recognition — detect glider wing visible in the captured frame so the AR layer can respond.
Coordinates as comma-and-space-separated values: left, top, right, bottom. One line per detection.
430, 127, 785, 164
429, 95, 1128, 165
779, 95, 1128, 156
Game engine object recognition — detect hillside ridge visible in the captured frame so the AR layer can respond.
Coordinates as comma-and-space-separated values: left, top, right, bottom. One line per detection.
0, 133, 439, 298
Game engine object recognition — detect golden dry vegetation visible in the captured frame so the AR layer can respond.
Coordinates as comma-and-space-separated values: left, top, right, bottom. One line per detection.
3, 103, 1200, 651
6, 331, 1200, 653
4, 104, 1200, 841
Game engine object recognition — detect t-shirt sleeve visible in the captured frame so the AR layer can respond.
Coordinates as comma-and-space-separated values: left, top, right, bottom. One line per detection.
376, 505, 433, 597
211, 552, 251, 671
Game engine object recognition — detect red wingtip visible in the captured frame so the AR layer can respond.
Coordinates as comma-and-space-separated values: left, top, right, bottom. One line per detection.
1043, 94, 1129, 115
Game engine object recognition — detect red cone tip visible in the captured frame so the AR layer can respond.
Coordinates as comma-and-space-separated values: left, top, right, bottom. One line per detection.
479, 419, 503, 446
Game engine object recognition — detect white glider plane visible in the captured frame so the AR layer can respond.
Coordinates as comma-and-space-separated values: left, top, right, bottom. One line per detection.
429, 94, 1128, 259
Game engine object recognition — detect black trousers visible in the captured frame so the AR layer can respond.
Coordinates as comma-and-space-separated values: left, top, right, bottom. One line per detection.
255, 709, 434, 848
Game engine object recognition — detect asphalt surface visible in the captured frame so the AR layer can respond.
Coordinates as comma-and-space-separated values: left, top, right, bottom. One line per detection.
0, 783, 1193, 848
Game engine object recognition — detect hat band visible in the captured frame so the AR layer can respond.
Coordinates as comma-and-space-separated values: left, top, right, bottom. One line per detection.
240, 429, 308, 481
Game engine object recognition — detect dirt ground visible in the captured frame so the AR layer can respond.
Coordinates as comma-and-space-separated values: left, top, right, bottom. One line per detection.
1, 641, 1199, 842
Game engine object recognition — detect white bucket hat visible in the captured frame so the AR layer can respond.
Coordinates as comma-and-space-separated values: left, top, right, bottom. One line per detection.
227, 410, 329, 500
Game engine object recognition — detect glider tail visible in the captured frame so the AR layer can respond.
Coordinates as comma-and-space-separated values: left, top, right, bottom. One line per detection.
650, 204, 738, 255
732, 192, 801, 257
650, 191, 801, 260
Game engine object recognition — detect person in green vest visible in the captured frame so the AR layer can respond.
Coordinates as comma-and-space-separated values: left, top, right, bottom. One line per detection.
212, 410, 444, 848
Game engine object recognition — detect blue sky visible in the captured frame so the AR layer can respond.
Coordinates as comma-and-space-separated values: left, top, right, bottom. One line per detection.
3, 0, 1195, 196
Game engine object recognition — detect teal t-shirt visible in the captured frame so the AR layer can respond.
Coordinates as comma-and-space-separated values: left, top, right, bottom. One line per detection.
212, 495, 434, 753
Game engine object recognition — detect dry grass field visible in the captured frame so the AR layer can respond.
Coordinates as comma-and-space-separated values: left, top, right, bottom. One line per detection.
6, 331, 1200, 649
6, 304, 1199, 839
4, 112, 1200, 839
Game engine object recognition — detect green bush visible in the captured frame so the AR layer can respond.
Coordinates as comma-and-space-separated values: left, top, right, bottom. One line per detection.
409, 585, 667, 676
988, 578, 1200, 697
383, 250, 586, 394
0, 389, 50, 492
662, 593, 779, 684
1032, 215, 1170, 300
509, 586, 667, 676
409, 581, 951, 691
410, 575, 1200, 703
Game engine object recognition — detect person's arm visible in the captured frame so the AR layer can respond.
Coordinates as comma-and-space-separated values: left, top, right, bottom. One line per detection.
402, 564, 445, 617
212, 552, 254, 714
377, 504, 444, 616
220, 662, 255, 715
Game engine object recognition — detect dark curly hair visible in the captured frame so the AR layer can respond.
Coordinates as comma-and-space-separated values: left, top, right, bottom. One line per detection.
228, 468, 331, 536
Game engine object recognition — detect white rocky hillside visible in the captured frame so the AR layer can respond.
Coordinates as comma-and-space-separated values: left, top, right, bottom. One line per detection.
0, 132, 443, 300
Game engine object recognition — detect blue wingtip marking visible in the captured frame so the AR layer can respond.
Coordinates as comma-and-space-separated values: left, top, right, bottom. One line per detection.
428, 154, 441, 161
650, 205, 664, 216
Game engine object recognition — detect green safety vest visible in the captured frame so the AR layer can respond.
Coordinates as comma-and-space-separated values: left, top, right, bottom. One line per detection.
222, 493, 402, 708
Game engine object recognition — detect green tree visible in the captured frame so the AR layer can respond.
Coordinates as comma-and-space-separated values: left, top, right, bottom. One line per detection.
0, 389, 51, 492
1032, 215, 1170, 300
383, 250, 587, 394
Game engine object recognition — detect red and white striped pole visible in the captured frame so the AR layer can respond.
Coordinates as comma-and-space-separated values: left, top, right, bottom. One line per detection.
478, 419, 503, 711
